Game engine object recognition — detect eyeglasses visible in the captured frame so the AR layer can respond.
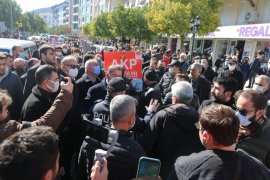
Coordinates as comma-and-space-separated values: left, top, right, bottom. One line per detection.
235, 106, 256, 116
65, 64, 79, 69
195, 122, 204, 131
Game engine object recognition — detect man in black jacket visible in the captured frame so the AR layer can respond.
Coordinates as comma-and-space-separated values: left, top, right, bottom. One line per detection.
90, 77, 126, 125
137, 69, 162, 118
190, 63, 211, 103
201, 58, 215, 83
21, 65, 59, 122
159, 60, 181, 98
218, 58, 244, 90
140, 81, 204, 179
199, 77, 238, 113
23, 45, 56, 100
77, 95, 145, 180
84, 65, 123, 108
167, 104, 270, 180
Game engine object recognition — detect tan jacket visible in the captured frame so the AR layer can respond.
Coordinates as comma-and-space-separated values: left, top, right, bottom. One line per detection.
0, 89, 73, 143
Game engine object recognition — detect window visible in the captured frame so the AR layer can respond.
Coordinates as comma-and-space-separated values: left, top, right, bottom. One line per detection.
73, 24, 79, 30
73, 7, 79, 13
73, 15, 79, 21
86, 16, 90, 22
73, 0, 79, 5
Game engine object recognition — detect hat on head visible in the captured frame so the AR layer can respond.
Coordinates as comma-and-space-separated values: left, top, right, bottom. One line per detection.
144, 70, 157, 81
169, 60, 181, 68
107, 77, 126, 92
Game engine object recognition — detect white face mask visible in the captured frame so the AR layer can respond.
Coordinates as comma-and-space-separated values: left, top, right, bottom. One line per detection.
73, 53, 80, 58
63, 48, 68, 54
268, 64, 270, 69
253, 84, 264, 92
228, 65, 236, 71
68, 68, 78, 78
195, 59, 200, 63
49, 80, 60, 93
56, 52, 62, 56
201, 63, 206, 68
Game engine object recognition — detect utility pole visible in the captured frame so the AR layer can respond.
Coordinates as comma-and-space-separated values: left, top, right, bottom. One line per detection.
10, 1, 13, 36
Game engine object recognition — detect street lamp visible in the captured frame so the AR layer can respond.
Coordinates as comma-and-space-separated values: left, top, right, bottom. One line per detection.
190, 15, 201, 62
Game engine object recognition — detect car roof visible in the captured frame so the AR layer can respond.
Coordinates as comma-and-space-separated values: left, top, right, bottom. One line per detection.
0, 38, 36, 49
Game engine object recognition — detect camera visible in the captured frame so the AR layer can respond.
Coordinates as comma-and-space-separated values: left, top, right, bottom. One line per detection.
82, 115, 119, 165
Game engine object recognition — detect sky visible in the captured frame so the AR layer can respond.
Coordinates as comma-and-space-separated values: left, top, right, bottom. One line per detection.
15, 0, 65, 12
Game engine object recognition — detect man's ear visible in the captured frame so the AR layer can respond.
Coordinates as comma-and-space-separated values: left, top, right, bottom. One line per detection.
202, 130, 212, 146
172, 95, 178, 104
224, 91, 232, 99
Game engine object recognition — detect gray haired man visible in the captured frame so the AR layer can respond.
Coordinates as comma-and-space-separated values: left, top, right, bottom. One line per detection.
140, 81, 204, 179
78, 95, 146, 180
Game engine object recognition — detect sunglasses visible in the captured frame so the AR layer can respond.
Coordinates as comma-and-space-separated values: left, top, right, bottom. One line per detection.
228, 62, 236, 65
235, 106, 256, 116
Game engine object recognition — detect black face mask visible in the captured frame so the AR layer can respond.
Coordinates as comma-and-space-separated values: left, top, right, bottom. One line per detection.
15, 68, 26, 77
158, 66, 165, 72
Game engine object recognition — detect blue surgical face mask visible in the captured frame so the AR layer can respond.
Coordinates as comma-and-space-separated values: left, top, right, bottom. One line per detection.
235, 111, 251, 126
235, 111, 257, 127
93, 66, 100, 76
19, 52, 25, 59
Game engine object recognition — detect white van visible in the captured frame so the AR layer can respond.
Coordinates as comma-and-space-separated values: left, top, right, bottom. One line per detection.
0, 38, 37, 59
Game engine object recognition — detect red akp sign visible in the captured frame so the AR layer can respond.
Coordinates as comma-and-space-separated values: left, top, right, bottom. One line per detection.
104, 51, 142, 79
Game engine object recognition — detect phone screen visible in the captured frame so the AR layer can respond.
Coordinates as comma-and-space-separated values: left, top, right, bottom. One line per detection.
137, 158, 160, 178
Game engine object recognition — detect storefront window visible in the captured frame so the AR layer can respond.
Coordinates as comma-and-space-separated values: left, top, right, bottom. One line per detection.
215, 40, 228, 59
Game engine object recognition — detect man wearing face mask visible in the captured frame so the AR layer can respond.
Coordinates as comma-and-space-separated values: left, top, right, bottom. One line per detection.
23, 45, 56, 101
235, 90, 270, 168
76, 59, 101, 113
77, 95, 146, 180
159, 60, 181, 98
55, 45, 63, 59
21, 65, 60, 122
218, 58, 244, 90
62, 44, 71, 56
13, 58, 27, 77
253, 75, 270, 118
137, 70, 162, 118
258, 58, 270, 76
11, 45, 24, 60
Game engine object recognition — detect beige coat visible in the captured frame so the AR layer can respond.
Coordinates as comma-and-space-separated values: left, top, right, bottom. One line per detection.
0, 89, 73, 143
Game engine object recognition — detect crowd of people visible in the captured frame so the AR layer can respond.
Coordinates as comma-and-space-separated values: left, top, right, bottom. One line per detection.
0, 40, 270, 180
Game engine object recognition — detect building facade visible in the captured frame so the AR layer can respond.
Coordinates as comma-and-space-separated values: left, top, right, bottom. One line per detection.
51, 1, 69, 27
194, 0, 270, 62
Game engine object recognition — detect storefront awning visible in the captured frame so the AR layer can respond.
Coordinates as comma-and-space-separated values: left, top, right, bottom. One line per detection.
190, 23, 270, 40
